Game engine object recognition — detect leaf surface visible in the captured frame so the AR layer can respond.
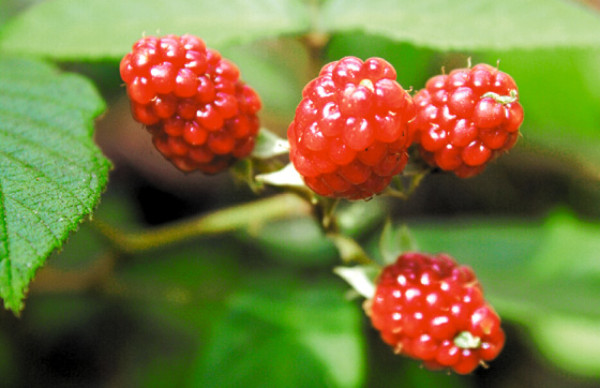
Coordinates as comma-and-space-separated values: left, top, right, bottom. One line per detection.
320, 0, 600, 51
0, 0, 310, 60
0, 57, 109, 312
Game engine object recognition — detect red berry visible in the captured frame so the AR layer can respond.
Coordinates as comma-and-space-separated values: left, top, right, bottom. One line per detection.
288, 57, 415, 200
120, 34, 261, 174
365, 252, 505, 374
410, 63, 523, 178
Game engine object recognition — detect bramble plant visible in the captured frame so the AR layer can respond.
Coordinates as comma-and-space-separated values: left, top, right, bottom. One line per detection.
121, 35, 521, 374
1, 1, 600, 387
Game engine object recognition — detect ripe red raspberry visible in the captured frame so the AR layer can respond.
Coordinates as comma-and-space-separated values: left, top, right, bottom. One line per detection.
287, 57, 415, 200
410, 63, 523, 178
365, 252, 505, 374
120, 34, 261, 174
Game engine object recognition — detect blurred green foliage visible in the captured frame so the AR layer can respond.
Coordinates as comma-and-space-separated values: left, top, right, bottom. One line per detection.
1, 0, 600, 387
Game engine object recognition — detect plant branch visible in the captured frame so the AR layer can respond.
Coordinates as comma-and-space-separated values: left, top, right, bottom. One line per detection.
93, 193, 311, 254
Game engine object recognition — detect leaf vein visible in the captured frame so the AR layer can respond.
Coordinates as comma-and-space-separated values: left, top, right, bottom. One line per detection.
0, 99, 97, 151
0, 123, 94, 180
5, 196, 61, 247
0, 78, 97, 113
0, 148, 90, 216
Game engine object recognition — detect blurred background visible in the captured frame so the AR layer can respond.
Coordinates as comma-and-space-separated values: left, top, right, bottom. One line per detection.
1, 0, 600, 387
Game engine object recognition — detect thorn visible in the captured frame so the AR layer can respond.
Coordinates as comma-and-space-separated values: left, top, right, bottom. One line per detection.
394, 344, 403, 354
479, 360, 490, 369
467, 57, 472, 68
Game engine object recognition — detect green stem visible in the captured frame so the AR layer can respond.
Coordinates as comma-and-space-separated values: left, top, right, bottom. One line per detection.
93, 193, 311, 254
317, 197, 340, 233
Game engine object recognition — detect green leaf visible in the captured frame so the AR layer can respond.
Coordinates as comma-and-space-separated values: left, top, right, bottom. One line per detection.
251, 128, 290, 159
220, 39, 309, 123
329, 233, 373, 265
408, 209, 600, 376
245, 199, 385, 266
112, 238, 243, 333
0, 56, 110, 312
95, 236, 244, 387
325, 32, 435, 90
0, 0, 311, 60
245, 216, 338, 266
256, 162, 306, 187
333, 265, 378, 299
336, 199, 386, 236
378, 220, 417, 265
530, 313, 600, 377
190, 275, 365, 388
319, 0, 600, 51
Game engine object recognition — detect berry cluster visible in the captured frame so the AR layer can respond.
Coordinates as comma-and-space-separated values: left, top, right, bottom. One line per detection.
287, 57, 415, 200
118, 36, 512, 375
120, 34, 261, 174
410, 64, 524, 178
288, 60, 523, 198
366, 252, 505, 374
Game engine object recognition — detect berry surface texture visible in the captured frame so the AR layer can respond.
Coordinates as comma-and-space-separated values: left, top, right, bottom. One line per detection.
410, 63, 524, 178
366, 252, 505, 374
120, 34, 261, 174
288, 56, 415, 200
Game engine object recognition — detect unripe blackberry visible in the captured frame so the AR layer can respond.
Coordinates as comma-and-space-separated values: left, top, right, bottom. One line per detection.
410, 63, 523, 178
288, 56, 415, 200
365, 252, 505, 374
120, 34, 261, 174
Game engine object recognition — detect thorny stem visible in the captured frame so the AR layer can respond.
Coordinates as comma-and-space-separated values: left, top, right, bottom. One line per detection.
93, 193, 311, 254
